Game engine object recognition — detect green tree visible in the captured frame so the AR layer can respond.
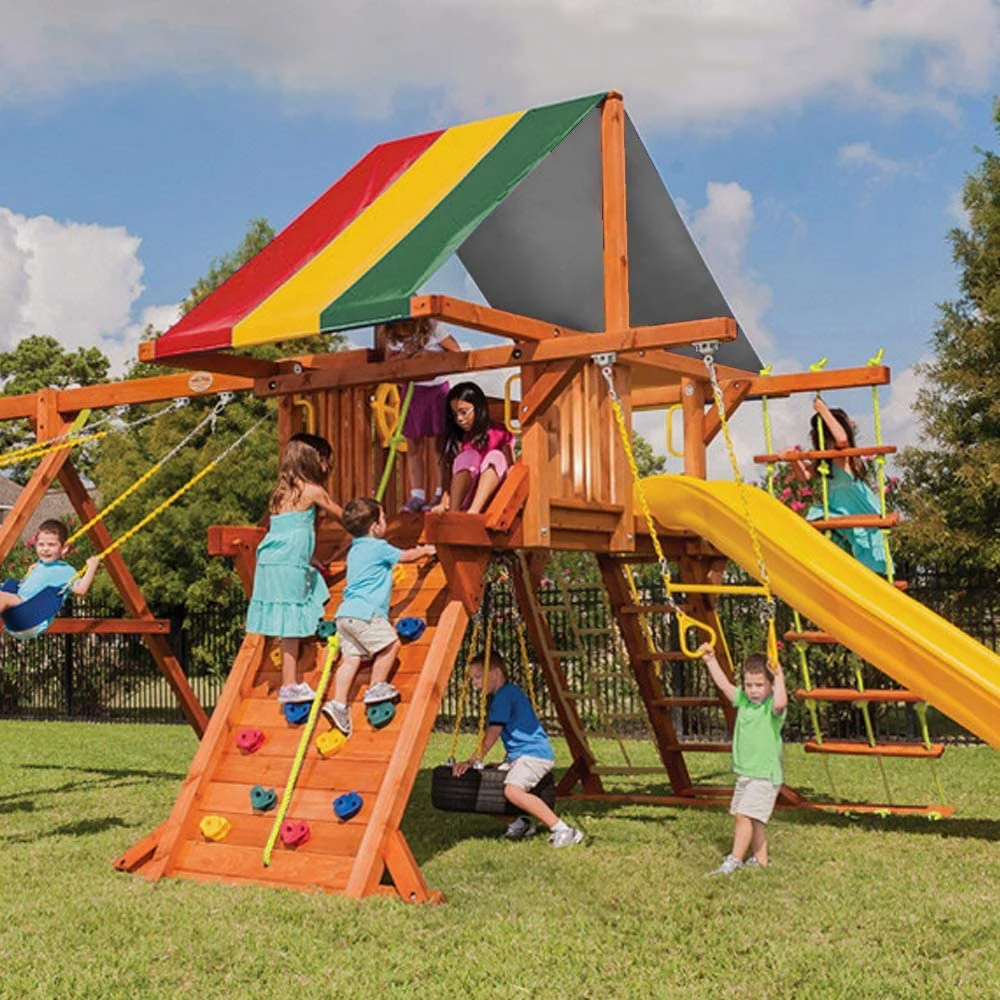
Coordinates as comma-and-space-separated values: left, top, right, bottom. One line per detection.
0, 336, 111, 483
89, 219, 345, 619
895, 103, 1000, 571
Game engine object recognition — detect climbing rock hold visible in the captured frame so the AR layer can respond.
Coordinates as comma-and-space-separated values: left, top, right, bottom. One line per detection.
236, 728, 265, 753
366, 701, 395, 729
283, 701, 311, 725
316, 619, 337, 641
317, 730, 347, 758
199, 815, 232, 842
250, 785, 278, 811
333, 792, 363, 821
280, 820, 311, 847
396, 616, 425, 641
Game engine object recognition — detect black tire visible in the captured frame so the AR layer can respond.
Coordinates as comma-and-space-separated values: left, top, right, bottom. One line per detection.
430, 765, 557, 815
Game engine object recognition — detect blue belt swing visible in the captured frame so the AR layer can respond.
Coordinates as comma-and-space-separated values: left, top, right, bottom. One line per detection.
0, 579, 67, 640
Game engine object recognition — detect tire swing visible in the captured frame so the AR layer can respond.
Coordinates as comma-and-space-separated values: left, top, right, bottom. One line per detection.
431, 579, 556, 815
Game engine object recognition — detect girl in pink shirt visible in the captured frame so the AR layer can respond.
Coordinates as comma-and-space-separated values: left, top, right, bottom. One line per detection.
433, 382, 514, 514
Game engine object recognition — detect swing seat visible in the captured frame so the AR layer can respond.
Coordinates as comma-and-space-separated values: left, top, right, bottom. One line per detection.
1, 584, 66, 640
430, 765, 557, 816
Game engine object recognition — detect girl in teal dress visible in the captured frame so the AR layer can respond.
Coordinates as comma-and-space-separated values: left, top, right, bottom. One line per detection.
246, 433, 343, 703
783, 399, 887, 575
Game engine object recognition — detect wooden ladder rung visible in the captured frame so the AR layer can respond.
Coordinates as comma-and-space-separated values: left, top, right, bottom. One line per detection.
547, 649, 585, 660
634, 651, 690, 662
664, 742, 732, 753
592, 766, 667, 776
804, 740, 945, 759
810, 513, 899, 531
651, 697, 725, 708
796, 688, 925, 704
617, 604, 690, 615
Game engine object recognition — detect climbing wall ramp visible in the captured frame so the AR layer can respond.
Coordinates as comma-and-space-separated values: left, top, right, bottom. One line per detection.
115, 559, 470, 901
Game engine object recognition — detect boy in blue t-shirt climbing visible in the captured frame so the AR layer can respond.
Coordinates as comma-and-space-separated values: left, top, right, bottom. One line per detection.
699, 642, 787, 875
0, 519, 100, 621
321, 498, 434, 737
453, 650, 583, 848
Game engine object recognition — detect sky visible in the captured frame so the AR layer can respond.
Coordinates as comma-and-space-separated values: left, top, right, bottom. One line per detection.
1, 0, 998, 476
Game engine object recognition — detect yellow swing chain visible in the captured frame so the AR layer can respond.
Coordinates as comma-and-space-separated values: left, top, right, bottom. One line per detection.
447, 617, 483, 763
594, 354, 717, 657
64, 415, 268, 587
475, 608, 495, 760
696, 344, 779, 666
65, 394, 233, 549
867, 348, 896, 584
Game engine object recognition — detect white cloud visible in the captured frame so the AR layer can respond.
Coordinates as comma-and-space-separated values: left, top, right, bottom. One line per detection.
1, 2, 997, 126
947, 188, 971, 227
0, 207, 176, 375
687, 181, 774, 353
837, 141, 912, 177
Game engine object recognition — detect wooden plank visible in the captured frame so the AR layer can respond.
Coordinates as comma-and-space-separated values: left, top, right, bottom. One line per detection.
804, 741, 945, 759
795, 688, 924, 704
598, 555, 693, 794
810, 514, 899, 530
237, 698, 411, 732
136, 347, 279, 379
512, 552, 602, 795
517, 360, 583, 425
0, 618, 170, 635
174, 841, 351, 890
754, 444, 897, 463
383, 828, 438, 904
213, 754, 389, 793
345, 598, 470, 898
57, 462, 209, 737
255, 319, 738, 398
483, 463, 530, 533
112, 824, 165, 873
601, 91, 629, 332
188, 810, 367, 854
681, 377, 707, 478
410, 294, 587, 343
140, 633, 266, 880
56, 371, 251, 412
703, 379, 752, 446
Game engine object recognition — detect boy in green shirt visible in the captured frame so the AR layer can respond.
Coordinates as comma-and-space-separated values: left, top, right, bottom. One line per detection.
699, 643, 787, 875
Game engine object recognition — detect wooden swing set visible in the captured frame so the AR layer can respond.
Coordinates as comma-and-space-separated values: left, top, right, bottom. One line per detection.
3, 92, 993, 902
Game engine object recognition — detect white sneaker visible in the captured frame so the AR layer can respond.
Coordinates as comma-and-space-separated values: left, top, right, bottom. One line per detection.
708, 854, 743, 876
549, 825, 584, 848
277, 682, 317, 704
321, 699, 352, 736
363, 681, 400, 705
504, 816, 537, 840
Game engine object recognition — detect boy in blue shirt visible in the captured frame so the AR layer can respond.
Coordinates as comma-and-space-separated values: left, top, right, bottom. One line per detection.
454, 650, 583, 848
699, 642, 787, 875
321, 498, 433, 736
0, 519, 100, 625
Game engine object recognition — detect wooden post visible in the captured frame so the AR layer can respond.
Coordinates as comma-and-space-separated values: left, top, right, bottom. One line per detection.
681, 377, 707, 478
58, 462, 209, 737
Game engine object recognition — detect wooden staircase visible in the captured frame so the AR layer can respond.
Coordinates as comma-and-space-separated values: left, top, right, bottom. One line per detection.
115, 558, 471, 902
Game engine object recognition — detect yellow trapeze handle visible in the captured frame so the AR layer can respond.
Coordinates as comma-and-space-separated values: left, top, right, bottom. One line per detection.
676, 612, 717, 658
665, 404, 684, 458
503, 373, 522, 436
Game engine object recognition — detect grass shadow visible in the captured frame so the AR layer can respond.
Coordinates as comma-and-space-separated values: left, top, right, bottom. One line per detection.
1, 814, 131, 845
777, 808, 1000, 841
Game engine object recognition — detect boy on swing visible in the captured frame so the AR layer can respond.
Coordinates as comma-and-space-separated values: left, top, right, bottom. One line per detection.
698, 642, 787, 874
453, 650, 583, 848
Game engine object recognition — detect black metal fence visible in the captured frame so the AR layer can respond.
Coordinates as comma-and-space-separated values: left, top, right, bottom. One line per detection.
0, 563, 992, 744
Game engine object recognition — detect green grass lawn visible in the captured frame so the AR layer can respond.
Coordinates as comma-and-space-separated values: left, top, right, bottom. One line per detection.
0, 722, 996, 999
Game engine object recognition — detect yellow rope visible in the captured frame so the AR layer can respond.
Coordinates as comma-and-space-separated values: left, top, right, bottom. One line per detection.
0, 429, 110, 468
867, 348, 896, 584
475, 613, 494, 759
262, 634, 340, 866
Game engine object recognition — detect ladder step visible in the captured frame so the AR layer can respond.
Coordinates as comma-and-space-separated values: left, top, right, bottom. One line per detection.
617, 604, 691, 615
664, 742, 732, 753
784, 630, 838, 645
634, 651, 690, 662
651, 697, 726, 708
804, 740, 945, 759
796, 688, 925, 704
548, 650, 585, 659
810, 513, 899, 531
592, 766, 667, 776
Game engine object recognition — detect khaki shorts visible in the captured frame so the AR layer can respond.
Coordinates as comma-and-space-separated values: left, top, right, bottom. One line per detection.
336, 616, 398, 659
504, 755, 554, 791
729, 775, 780, 824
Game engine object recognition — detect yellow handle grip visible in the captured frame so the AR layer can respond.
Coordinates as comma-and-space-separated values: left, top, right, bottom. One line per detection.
676, 613, 717, 658
665, 404, 684, 458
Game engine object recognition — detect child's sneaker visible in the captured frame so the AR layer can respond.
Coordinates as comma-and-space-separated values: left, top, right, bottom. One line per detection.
549, 825, 584, 848
744, 856, 766, 869
504, 816, 537, 840
708, 854, 743, 876
277, 682, 317, 704
363, 681, 400, 705
400, 495, 425, 514
321, 699, 352, 736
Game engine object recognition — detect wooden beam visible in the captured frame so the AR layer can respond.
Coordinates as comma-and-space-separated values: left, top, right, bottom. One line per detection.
57, 462, 209, 737
137, 347, 279, 380
53, 371, 252, 413
256, 318, 738, 398
409, 294, 588, 342
1, 618, 171, 635
681, 377, 707, 478
601, 92, 629, 332
703, 378, 752, 446
517, 359, 583, 424
483, 463, 530, 533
